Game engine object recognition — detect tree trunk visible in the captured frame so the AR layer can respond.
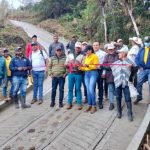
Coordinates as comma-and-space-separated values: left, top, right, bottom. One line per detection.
125, 1, 140, 37
102, 6, 108, 43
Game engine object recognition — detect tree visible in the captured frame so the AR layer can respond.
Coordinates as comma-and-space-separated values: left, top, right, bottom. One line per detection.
0, 0, 9, 27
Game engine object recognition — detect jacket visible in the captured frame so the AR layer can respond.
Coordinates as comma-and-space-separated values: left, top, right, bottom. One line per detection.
80, 53, 99, 71
135, 47, 150, 69
26, 42, 41, 58
0, 56, 7, 79
103, 53, 118, 83
9, 56, 32, 78
49, 55, 66, 77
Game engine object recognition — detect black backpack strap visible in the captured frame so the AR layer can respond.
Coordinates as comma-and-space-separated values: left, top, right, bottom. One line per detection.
40, 50, 46, 66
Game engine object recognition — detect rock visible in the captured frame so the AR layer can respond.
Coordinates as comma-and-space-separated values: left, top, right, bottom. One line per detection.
3, 146, 11, 150
27, 129, 35, 133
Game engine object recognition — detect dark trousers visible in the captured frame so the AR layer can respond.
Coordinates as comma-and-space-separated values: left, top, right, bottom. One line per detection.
116, 85, 131, 103
51, 77, 65, 104
97, 69, 104, 104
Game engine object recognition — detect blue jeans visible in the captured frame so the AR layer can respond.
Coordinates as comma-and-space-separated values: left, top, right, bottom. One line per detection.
108, 83, 115, 104
32, 71, 45, 100
85, 70, 98, 106
2, 77, 13, 97
68, 73, 82, 105
136, 69, 150, 100
13, 76, 27, 97
116, 85, 131, 102
97, 69, 104, 104
0, 78, 2, 86
82, 73, 87, 98
51, 77, 65, 104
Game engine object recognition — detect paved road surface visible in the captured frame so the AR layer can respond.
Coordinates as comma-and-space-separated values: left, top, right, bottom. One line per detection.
0, 20, 149, 150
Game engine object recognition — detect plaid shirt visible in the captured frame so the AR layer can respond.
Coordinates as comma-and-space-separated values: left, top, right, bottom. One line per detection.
111, 58, 132, 88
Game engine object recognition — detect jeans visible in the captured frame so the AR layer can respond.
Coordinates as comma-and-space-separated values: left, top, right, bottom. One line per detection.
97, 69, 104, 104
51, 77, 65, 104
82, 73, 87, 98
68, 73, 82, 105
13, 76, 27, 97
136, 69, 150, 100
85, 70, 98, 106
116, 85, 131, 103
2, 77, 13, 97
0, 78, 2, 86
108, 83, 115, 104
32, 71, 45, 100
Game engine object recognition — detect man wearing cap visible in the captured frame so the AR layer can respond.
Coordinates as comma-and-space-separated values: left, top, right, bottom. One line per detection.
128, 37, 142, 87
103, 44, 118, 110
111, 46, 133, 121
116, 39, 128, 50
25, 35, 41, 59
49, 34, 65, 57
65, 42, 84, 110
10, 47, 31, 109
134, 36, 150, 104
49, 46, 67, 108
66, 35, 77, 54
93, 41, 107, 109
0, 49, 6, 87
30, 42, 49, 105
2, 49, 13, 101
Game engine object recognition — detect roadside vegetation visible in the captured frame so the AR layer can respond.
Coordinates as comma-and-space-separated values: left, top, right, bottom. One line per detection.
9, 0, 150, 44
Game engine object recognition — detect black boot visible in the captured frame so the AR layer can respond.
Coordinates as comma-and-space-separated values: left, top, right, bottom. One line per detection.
126, 102, 133, 122
20, 96, 31, 108
116, 98, 122, 119
13, 96, 19, 109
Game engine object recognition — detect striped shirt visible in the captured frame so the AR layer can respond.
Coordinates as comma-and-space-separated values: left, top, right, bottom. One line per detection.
111, 58, 132, 88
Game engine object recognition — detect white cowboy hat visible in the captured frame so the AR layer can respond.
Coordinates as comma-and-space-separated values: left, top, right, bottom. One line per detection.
129, 37, 142, 45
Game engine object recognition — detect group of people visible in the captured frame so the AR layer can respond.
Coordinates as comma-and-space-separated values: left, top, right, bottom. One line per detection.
0, 34, 150, 122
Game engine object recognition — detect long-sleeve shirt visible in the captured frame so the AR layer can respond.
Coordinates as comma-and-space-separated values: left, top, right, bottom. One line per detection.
81, 53, 99, 71
25, 42, 41, 58
49, 42, 65, 57
10, 56, 32, 78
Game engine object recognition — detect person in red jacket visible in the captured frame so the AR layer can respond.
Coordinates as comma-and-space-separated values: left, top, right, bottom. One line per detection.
26, 35, 41, 58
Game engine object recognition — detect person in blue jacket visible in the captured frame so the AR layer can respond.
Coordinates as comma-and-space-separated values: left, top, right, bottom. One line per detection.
10, 47, 32, 109
0, 50, 7, 86
134, 36, 150, 104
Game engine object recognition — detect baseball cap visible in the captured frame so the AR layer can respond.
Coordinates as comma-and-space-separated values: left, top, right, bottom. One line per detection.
75, 42, 82, 48
117, 46, 129, 54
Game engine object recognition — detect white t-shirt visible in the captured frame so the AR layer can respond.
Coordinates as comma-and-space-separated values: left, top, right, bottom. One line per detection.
127, 45, 139, 64
31, 50, 48, 71
95, 49, 107, 64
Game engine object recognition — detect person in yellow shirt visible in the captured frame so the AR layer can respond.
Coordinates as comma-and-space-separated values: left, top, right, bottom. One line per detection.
2, 49, 13, 100
80, 45, 99, 114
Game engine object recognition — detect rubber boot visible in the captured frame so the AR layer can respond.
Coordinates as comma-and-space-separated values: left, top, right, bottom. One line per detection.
13, 96, 19, 109
126, 102, 133, 122
20, 96, 31, 108
116, 98, 122, 119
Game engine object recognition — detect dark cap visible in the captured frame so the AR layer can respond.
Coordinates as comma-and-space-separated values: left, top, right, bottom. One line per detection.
31, 42, 38, 46
3, 48, 9, 53
14, 47, 22, 51
144, 36, 150, 43
84, 45, 94, 52
32, 35, 37, 39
